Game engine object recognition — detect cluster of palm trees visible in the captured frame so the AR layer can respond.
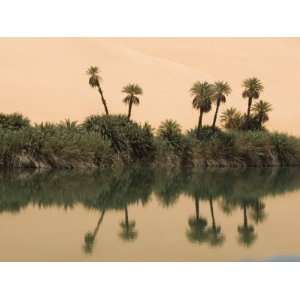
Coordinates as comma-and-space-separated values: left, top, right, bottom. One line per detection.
87, 66, 142, 120
87, 66, 272, 135
190, 77, 272, 136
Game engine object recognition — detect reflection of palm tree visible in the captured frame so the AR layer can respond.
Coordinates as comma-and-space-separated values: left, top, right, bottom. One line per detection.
207, 197, 225, 246
119, 206, 138, 242
83, 209, 106, 254
237, 203, 257, 247
250, 199, 267, 224
186, 196, 208, 243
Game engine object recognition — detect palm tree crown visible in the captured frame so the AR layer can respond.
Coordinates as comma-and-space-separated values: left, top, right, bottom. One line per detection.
190, 81, 214, 111
252, 100, 272, 127
220, 107, 242, 130
242, 77, 264, 99
158, 119, 182, 138
213, 81, 232, 103
87, 66, 102, 88
242, 77, 264, 127
122, 83, 143, 120
252, 100, 272, 118
122, 83, 143, 104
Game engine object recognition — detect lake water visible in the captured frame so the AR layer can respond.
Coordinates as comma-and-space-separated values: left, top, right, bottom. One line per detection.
0, 167, 300, 261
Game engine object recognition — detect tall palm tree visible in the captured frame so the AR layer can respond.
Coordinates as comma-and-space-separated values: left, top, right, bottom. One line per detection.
242, 77, 264, 121
252, 100, 272, 129
122, 83, 143, 120
119, 205, 138, 242
211, 81, 231, 129
83, 209, 106, 254
190, 81, 214, 138
87, 66, 109, 115
220, 107, 242, 130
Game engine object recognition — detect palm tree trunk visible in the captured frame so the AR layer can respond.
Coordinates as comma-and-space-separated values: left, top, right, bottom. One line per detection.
195, 197, 200, 221
127, 101, 133, 120
258, 114, 263, 129
124, 206, 129, 231
209, 197, 216, 230
212, 101, 220, 129
247, 97, 253, 119
98, 86, 109, 115
243, 203, 248, 228
197, 109, 204, 138
92, 209, 106, 239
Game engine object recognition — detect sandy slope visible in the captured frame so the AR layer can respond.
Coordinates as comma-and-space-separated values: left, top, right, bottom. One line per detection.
0, 38, 299, 134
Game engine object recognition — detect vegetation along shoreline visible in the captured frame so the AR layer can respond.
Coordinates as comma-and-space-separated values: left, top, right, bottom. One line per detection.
1, 67, 300, 170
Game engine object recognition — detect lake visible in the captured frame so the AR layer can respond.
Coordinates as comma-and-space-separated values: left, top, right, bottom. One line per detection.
0, 167, 300, 261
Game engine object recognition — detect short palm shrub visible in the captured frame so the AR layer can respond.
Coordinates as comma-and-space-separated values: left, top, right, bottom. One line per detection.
157, 119, 183, 150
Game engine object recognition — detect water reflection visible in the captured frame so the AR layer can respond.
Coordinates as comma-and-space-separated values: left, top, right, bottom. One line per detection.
0, 167, 300, 255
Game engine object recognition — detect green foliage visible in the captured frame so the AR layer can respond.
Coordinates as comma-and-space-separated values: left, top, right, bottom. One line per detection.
82, 114, 155, 161
0, 123, 114, 168
221, 108, 242, 130
0, 113, 30, 130
271, 132, 300, 164
157, 119, 182, 146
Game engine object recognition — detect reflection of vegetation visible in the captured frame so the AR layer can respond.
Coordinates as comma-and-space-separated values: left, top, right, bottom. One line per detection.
119, 206, 138, 242
153, 171, 188, 208
186, 196, 208, 244
237, 203, 257, 247
0, 167, 300, 251
84, 210, 106, 254
207, 197, 225, 246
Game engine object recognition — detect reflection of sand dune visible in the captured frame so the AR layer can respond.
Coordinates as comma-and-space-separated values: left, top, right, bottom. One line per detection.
0, 38, 300, 134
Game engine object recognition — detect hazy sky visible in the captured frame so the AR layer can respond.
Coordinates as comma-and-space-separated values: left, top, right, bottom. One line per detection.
1, 38, 299, 134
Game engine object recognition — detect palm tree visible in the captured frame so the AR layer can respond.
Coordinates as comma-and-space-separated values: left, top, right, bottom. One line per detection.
190, 81, 214, 138
242, 77, 264, 122
237, 203, 257, 247
119, 205, 138, 242
122, 83, 143, 120
252, 100, 272, 129
83, 209, 106, 254
87, 66, 109, 115
220, 107, 242, 130
211, 81, 231, 129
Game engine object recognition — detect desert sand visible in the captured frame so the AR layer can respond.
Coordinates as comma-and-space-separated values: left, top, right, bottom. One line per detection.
0, 38, 299, 134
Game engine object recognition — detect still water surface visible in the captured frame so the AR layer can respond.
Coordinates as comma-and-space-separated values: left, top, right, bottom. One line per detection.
1, 167, 300, 261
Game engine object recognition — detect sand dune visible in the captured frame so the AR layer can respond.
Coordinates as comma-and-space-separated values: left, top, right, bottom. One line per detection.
0, 38, 299, 134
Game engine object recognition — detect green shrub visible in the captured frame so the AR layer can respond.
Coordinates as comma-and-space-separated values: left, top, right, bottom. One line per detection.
270, 132, 300, 164
83, 114, 155, 161
0, 113, 30, 130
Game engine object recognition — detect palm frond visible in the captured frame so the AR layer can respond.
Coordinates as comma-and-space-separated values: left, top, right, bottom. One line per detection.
122, 83, 143, 95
